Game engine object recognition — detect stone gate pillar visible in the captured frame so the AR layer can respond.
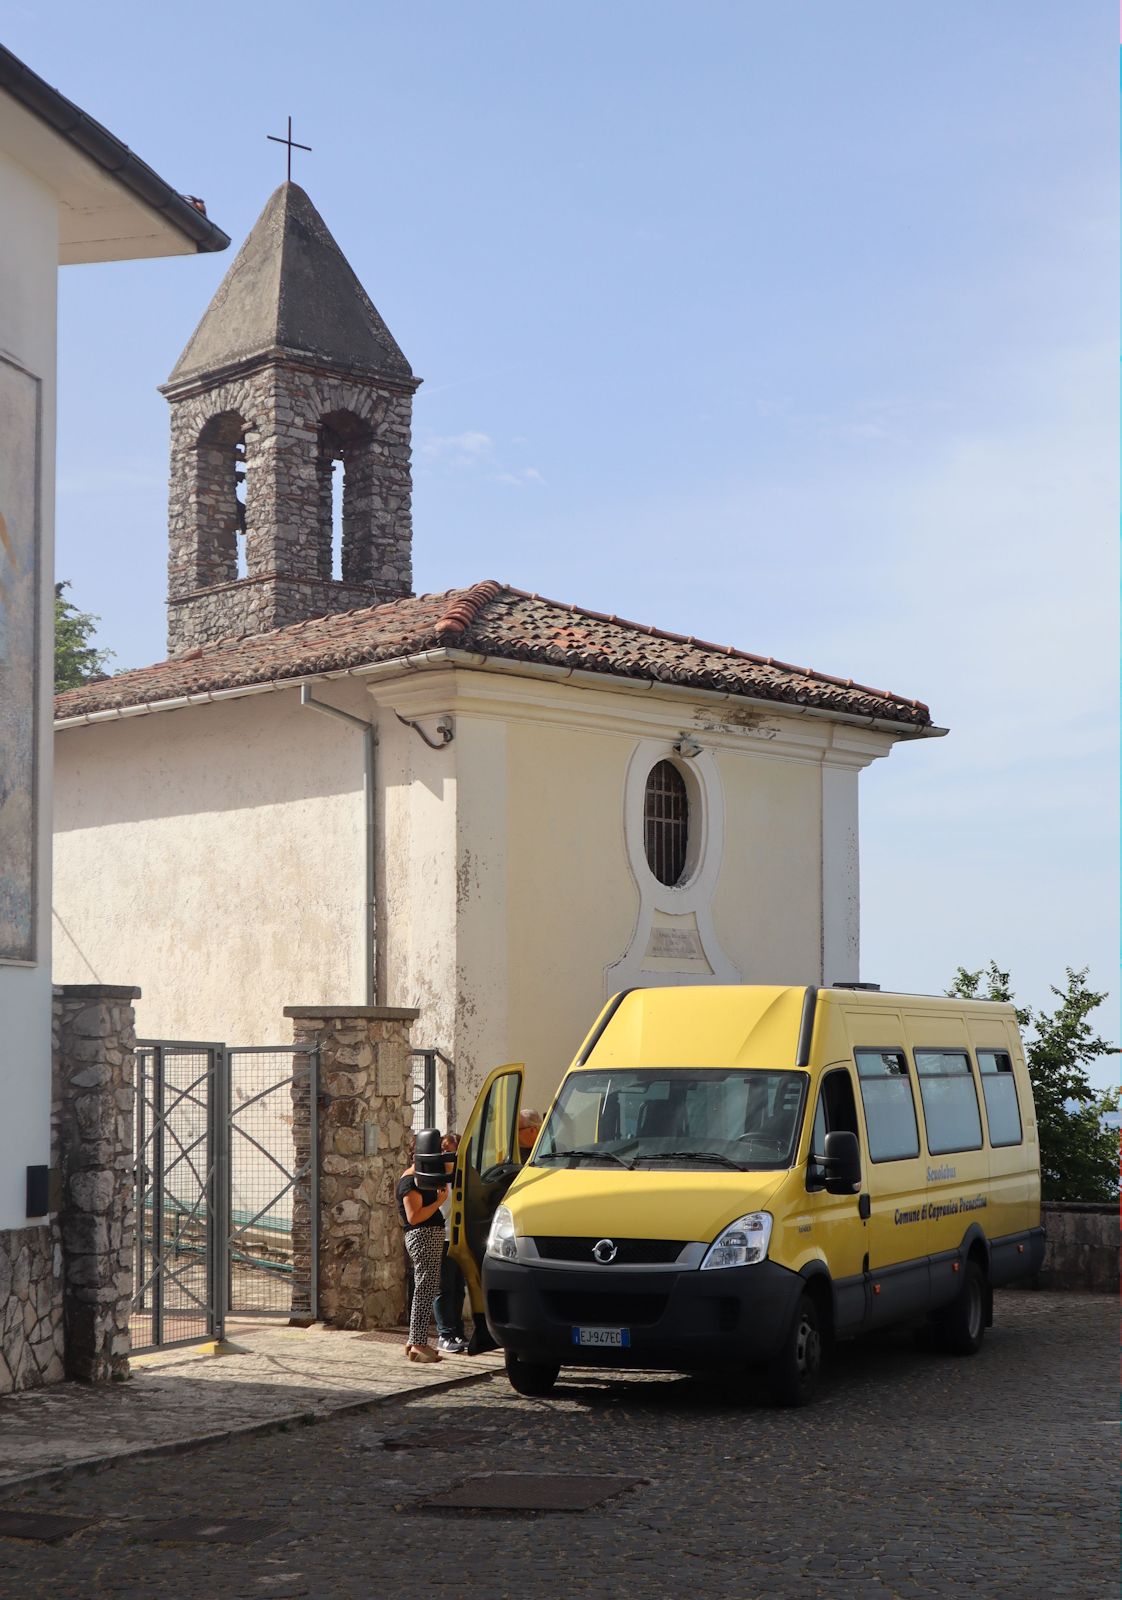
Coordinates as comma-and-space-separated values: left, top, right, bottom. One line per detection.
53, 984, 140, 1381
285, 1005, 420, 1331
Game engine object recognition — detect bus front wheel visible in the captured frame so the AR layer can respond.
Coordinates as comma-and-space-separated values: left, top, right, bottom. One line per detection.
504, 1351, 560, 1397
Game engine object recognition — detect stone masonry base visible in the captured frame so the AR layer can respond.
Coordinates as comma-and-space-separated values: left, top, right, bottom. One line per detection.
286, 1005, 419, 1331
0, 1223, 65, 1393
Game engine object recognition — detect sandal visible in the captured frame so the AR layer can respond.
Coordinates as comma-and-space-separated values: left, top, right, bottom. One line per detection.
407, 1345, 442, 1364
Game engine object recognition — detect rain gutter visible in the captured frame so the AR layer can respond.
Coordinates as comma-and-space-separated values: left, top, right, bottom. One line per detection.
54, 650, 947, 740
0, 44, 230, 253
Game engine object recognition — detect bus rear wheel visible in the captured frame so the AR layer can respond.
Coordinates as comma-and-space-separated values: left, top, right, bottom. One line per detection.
504, 1351, 560, 1397
933, 1260, 986, 1356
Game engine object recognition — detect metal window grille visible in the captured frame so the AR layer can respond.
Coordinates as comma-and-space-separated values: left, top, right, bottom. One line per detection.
643, 759, 689, 886
409, 1050, 437, 1131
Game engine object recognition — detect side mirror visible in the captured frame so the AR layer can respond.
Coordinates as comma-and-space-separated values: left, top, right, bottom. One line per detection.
823, 1131, 862, 1195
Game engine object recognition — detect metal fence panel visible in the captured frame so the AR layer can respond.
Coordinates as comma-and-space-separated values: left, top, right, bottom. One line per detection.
132, 1039, 319, 1353
133, 1042, 222, 1351
227, 1046, 318, 1320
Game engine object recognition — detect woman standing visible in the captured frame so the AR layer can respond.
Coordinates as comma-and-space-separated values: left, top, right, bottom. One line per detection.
434, 1132, 468, 1354
396, 1153, 448, 1363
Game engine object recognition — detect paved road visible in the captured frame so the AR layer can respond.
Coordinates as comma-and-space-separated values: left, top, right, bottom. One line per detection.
0, 1292, 1113, 1599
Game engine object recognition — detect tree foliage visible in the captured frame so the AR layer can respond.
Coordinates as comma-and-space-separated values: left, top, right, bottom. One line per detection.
947, 962, 1119, 1202
54, 581, 114, 692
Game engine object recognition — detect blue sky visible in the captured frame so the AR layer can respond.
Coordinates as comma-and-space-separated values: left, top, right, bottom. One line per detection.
10, 3, 1117, 1079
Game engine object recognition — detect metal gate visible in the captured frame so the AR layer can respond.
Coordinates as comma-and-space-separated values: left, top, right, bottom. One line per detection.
227, 1047, 318, 1320
133, 1042, 223, 1351
132, 1040, 319, 1351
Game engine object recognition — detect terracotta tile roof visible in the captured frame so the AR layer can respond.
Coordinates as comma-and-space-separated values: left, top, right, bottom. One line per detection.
54, 580, 932, 728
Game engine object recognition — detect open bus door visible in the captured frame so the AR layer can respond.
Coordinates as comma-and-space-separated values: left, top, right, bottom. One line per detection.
448, 1063, 524, 1353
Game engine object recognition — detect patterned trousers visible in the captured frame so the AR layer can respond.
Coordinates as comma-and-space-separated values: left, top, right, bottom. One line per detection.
404, 1226, 444, 1347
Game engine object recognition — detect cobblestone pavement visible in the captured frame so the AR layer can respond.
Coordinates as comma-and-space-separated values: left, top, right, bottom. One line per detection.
0, 1293, 1113, 1599
0, 1320, 501, 1488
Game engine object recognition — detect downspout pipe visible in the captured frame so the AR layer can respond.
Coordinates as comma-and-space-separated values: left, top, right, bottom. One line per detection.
299, 685, 376, 1007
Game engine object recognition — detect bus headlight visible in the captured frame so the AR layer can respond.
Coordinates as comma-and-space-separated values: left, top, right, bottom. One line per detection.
486, 1205, 518, 1261
700, 1212, 772, 1270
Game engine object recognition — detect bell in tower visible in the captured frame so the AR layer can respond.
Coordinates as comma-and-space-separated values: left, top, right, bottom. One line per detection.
161, 182, 420, 654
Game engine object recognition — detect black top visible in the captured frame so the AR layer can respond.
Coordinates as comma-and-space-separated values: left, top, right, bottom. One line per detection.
396, 1173, 443, 1231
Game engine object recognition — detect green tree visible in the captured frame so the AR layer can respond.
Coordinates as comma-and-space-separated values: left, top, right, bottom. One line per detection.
947, 962, 1119, 1202
54, 581, 114, 692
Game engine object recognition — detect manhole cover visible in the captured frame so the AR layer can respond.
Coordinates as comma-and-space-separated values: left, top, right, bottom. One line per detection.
417, 1473, 644, 1513
0, 1510, 95, 1543
356, 1331, 410, 1345
137, 1515, 279, 1544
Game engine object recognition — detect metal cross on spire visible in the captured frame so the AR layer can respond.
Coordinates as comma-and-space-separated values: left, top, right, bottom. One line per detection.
267, 116, 312, 182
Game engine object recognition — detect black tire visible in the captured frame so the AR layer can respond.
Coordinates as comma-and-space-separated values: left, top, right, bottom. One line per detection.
933, 1260, 986, 1356
504, 1350, 560, 1397
766, 1291, 823, 1407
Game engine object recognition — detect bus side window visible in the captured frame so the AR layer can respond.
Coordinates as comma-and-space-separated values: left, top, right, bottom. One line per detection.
823, 1069, 860, 1139
811, 1095, 827, 1160
809, 1069, 859, 1180
978, 1049, 1023, 1147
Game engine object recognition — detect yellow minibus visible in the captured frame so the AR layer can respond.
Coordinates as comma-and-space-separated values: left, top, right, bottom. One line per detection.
449, 983, 1043, 1405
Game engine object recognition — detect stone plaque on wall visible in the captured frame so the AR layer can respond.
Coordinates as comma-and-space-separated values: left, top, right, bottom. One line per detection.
0, 355, 41, 964
646, 925, 705, 961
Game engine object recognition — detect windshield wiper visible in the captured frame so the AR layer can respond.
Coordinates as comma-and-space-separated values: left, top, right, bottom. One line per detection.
635, 1150, 746, 1170
536, 1146, 635, 1169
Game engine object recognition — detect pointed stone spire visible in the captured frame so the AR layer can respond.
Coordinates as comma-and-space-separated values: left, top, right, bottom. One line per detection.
161, 184, 419, 654
166, 182, 413, 389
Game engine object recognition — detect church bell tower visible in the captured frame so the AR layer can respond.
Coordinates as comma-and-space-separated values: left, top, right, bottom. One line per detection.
161, 182, 420, 654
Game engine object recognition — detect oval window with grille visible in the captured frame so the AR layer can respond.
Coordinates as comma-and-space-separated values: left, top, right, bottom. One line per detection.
643, 760, 689, 886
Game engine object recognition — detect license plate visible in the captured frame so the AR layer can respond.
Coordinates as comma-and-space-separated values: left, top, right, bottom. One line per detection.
572, 1326, 631, 1348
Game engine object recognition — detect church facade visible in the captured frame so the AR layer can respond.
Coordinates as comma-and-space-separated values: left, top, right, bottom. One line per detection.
52, 183, 941, 1120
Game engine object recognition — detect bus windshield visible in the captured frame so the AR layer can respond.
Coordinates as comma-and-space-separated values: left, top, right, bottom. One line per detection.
533, 1068, 807, 1172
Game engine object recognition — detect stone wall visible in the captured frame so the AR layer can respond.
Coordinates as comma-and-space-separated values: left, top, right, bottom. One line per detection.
0, 984, 139, 1394
53, 985, 140, 1381
286, 1005, 419, 1330
166, 572, 387, 653
0, 1224, 64, 1393
1037, 1203, 1118, 1293
165, 361, 416, 654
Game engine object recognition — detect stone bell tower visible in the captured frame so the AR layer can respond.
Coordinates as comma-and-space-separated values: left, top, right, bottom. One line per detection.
161, 182, 420, 654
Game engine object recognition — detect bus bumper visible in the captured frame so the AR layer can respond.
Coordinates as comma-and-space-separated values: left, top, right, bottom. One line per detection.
481, 1256, 806, 1370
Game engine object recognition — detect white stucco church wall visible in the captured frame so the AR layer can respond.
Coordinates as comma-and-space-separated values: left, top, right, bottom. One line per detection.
54, 684, 370, 1043
54, 659, 894, 1120
371, 663, 890, 1112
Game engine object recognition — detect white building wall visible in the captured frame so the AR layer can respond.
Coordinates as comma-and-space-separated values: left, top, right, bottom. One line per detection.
54, 664, 900, 1132
0, 149, 57, 1233
54, 684, 369, 1043
377, 697, 459, 1066
371, 666, 898, 1119
821, 759, 861, 985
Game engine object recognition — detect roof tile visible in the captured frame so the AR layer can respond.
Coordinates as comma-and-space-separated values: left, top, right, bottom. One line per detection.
54, 581, 932, 728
